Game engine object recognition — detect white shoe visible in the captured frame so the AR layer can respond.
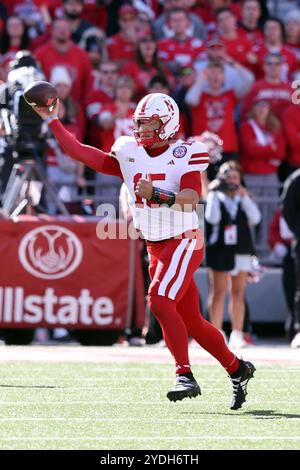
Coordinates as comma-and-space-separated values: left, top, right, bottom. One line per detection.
128, 336, 146, 347
228, 330, 248, 349
291, 332, 300, 349
219, 329, 228, 344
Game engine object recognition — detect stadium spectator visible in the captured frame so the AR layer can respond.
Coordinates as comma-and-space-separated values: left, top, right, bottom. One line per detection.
121, 31, 170, 101
189, 0, 217, 35
157, 8, 205, 76
0, 2, 7, 28
0, 16, 30, 80
153, 0, 206, 40
97, 75, 136, 153
185, 61, 239, 178
282, 169, 300, 348
239, 99, 286, 231
75, 0, 109, 31
106, 4, 138, 67
5, 0, 44, 39
282, 103, 300, 175
85, 60, 118, 147
135, 9, 155, 37
194, 36, 255, 98
61, 0, 96, 44
80, 33, 107, 78
253, 17, 298, 81
267, 0, 300, 18
238, 0, 264, 46
284, 10, 300, 61
172, 65, 196, 138
94, 75, 136, 209
205, 161, 261, 348
46, 65, 86, 215
147, 74, 171, 95
216, 7, 255, 68
34, 18, 93, 103
241, 52, 292, 120
30, 1, 104, 50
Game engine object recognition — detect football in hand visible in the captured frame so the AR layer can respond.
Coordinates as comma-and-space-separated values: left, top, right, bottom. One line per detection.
23, 81, 58, 111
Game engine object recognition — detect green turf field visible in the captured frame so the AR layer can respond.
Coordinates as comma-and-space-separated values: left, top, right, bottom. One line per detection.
0, 362, 299, 450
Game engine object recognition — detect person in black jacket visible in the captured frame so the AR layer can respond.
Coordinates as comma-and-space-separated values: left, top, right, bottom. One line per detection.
282, 168, 300, 348
205, 161, 261, 349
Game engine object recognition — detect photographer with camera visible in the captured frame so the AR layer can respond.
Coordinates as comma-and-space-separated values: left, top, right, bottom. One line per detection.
0, 50, 47, 195
205, 161, 261, 349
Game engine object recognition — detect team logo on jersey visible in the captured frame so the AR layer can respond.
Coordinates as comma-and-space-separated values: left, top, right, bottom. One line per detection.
173, 146, 187, 158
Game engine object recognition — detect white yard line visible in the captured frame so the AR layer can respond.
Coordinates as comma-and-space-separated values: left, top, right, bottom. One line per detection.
0, 417, 300, 422
1, 437, 300, 441
0, 345, 300, 365
0, 401, 300, 405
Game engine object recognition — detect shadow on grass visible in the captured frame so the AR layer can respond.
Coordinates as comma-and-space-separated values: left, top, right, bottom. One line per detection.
0, 384, 58, 389
243, 410, 300, 419
181, 410, 300, 419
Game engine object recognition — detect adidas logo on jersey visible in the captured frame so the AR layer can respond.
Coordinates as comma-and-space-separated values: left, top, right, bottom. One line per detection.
167, 160, 175, 165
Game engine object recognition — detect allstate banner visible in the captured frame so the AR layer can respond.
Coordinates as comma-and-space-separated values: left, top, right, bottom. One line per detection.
0, 216, 145, 329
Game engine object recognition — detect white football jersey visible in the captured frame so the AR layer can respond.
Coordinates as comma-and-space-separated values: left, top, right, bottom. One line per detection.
111, 136, 209, 241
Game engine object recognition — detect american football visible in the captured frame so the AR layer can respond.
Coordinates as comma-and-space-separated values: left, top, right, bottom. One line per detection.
23, 80, 58, 111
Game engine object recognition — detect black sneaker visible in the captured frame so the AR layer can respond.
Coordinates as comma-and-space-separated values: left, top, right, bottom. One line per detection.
167, 375, 201, 402
229, 360, 256, 410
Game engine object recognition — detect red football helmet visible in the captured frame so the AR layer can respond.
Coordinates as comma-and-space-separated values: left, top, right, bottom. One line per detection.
133, 93, 180, 147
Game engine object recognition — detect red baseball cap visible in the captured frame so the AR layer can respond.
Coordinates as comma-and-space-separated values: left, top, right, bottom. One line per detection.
119, 4, 137, 20
206, 37, 225, 49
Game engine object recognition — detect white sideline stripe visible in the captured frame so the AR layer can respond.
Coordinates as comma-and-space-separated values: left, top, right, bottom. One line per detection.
1, 401, 300, 405
169, 239, 197, 300
158, 239, 189, 296
3, 378, 300, 383
1, 417, 300, 422
1, 437, 300, 441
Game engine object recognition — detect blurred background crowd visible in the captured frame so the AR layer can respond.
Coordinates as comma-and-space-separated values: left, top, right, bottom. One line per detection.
0, 0, 300, 348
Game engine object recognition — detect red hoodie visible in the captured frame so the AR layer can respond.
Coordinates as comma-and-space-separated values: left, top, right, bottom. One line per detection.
282, 104, 300, 168
239, 119, 286, 174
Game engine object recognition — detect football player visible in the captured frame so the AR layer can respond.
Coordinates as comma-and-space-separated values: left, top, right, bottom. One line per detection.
33, 93, 255, 409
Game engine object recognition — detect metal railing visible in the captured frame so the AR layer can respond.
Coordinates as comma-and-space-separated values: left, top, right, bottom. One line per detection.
0, 179, 283, 262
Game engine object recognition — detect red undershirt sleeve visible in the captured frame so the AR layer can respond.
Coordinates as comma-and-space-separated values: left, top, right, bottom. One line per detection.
48, 119, 123, 178
179, 171, 202, 199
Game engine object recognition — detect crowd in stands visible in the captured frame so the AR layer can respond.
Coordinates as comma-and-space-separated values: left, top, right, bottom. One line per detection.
1, 1, 299, 198
1, 0, 300, 346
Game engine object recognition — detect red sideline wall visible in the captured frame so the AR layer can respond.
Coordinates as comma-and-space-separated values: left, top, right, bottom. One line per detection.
0, 216, 145, 330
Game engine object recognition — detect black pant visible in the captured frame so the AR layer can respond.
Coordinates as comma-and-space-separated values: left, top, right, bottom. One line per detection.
294, 249, 300, 332
282, 253, 296, 340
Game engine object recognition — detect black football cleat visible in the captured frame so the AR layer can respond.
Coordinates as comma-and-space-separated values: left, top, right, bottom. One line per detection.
229, 360, 256, 410
167, 375, 201, 402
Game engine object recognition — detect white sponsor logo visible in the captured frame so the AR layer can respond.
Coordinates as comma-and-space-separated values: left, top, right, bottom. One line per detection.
0, 287, 114, 326
18, 225, 83, 280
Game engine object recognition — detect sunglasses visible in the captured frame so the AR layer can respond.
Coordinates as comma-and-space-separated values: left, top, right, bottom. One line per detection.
265, 61, 281, 66
101, 70, 118, 74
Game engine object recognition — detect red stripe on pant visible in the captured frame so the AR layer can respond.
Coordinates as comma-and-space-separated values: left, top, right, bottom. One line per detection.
147, 233, 239, 376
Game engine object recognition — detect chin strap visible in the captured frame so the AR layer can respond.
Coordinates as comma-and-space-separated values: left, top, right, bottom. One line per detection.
150, 186, 176, 207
